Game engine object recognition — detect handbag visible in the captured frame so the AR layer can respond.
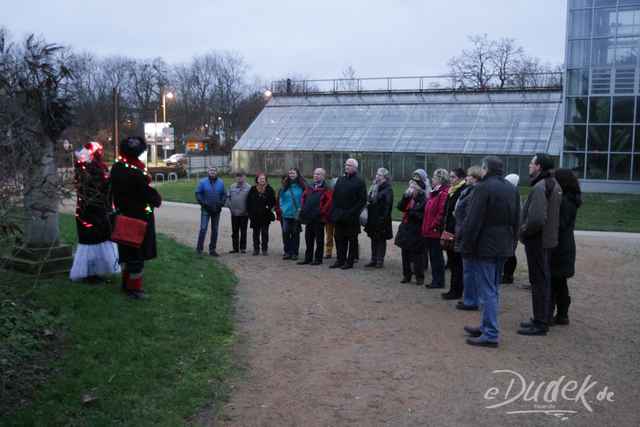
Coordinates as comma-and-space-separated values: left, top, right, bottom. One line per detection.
290, 187, 306, 224
111, 215, 148, 249
359, 207, 368, 227
440, 230, 455, 251
439, 200, 455, 250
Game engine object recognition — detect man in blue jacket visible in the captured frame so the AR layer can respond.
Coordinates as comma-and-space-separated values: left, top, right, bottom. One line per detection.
195, 165, 227, 257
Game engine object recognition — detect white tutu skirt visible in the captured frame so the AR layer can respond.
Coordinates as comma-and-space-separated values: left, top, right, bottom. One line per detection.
70, 241, 122, 282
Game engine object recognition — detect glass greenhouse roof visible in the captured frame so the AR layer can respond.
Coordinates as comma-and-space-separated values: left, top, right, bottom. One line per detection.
234, 91, 564, 156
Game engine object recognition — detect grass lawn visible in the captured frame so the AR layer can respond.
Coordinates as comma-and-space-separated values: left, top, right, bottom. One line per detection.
1, 214, 239, 426
154, 176, 640, 232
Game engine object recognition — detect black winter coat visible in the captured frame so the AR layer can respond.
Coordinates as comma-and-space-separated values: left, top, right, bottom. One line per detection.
364, 181, 394, 240
330, 172, 367, 225
247, 185, 276, 228
550, 194, 582, 278
442, 183, 467, 234
461, 172, 520, 258
110, 162, 162, 263
75, 163, 112, 245
394, 192, 427, 252
453, 184, 477, 254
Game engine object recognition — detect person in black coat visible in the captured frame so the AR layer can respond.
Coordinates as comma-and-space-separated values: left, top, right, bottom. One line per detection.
110, 136, 162, 299
69, 142, 121, 284
364, 167, 394, 268
395, 179, 428, 285
548, 168, 582, 325
246, 173, 276, 256
329, 158, 367, 269
442, 168, 468, 300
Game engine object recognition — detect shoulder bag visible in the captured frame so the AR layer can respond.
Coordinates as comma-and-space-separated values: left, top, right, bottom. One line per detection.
290, 187, 306, 224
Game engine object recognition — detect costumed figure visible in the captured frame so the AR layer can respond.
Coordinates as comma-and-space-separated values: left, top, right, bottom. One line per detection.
70, 142, 121, 284
110, 136, 162, 299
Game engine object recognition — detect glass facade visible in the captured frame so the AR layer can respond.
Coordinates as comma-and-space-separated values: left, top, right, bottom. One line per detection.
233, 91, 563, 180
564, 0, 640, 183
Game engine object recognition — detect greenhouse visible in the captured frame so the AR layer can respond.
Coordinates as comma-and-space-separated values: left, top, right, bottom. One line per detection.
231, 89, 564, 183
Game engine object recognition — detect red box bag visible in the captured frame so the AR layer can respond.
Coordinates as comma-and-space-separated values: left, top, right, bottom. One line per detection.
111, 215, 148, 249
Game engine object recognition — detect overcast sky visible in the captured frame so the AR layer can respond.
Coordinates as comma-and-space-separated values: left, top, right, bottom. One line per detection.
3, 0, 567, 83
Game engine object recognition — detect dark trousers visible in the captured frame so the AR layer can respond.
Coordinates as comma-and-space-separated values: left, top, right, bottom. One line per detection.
503, 254, 517, 277
549, 276, 571, 319
425, 237, 446, 287
446, 250, 464, 296
304, 221, 325, 262
231, 215, 249, 251
370, 238, 387, 263
252, 224, 269, 250
402, 249, 424, 281
282, 217, 301, 256
525, 246, 552, 331
335, 222, 360, 264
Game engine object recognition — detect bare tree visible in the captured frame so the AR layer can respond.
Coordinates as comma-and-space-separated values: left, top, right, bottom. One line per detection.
491, 38, 524, 88
0, 29, 75, 260
447, 34, 496, 89
337, 65, 359, 91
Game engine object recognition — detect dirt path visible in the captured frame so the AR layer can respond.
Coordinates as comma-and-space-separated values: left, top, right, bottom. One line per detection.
154, 201, 640, 427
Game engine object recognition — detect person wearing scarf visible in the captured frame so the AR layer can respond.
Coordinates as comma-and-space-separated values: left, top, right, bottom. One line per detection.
518, 153, 562, 336
422, 169, 450, 289
69, 142, 121, 284
110, 136, 162, 299
246, 173, 276, 255
394, 179, 428, 285
363, 168, 394, 268
441, 168, 468, 301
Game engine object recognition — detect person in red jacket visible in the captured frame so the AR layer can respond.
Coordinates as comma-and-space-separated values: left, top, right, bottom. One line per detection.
297, 168, 333, 265
421, 168, 450, 289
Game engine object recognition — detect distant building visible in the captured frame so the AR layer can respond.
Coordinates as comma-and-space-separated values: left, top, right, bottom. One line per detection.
232, 89, 564, 183
564, 0, 640, 193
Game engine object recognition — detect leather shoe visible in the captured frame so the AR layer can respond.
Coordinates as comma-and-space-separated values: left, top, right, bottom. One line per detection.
456, 303, 479, 311
374, 262, 384, 269
517, 325, 547, 336
463, 326, 482, 337
210, 251, 219, 257
501, 275, 514, 284
297, 259, 311, 265
324, 254, 332, 259
520, 317, 553, 328
340, 263, 353, 270
252, 249, 259, 256
282, 254, 291, 260
400, 277, 411, 283
415, 279, 424, 286
329, 261, 344, 269
240, 249, 246, 253
466, 336, 498, 348
229, 249, 239, 253
290, 255, 298, 261
442, 293, 462, 300
425, 283, 444, 289
364, 261, 377, 267
310, 260, 321, 266
553, 316, 570, 325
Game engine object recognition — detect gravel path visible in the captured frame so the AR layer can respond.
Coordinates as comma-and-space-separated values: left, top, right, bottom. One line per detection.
152, 201, 640, 427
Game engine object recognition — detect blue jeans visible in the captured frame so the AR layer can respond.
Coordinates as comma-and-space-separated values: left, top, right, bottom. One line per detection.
474, 257, 507, 342
197, 210, 221, 253
282, 217, 301, 256
462, 257, 480, 307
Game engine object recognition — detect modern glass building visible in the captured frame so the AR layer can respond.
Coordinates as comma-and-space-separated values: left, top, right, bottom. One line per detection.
564, 0, 640, 193
232, 90, 564, 181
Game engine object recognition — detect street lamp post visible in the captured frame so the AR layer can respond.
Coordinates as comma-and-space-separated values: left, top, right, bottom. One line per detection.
162, 92, 173, 161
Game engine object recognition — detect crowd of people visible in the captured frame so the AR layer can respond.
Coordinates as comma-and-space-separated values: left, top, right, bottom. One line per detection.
70, 142, 582, 348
